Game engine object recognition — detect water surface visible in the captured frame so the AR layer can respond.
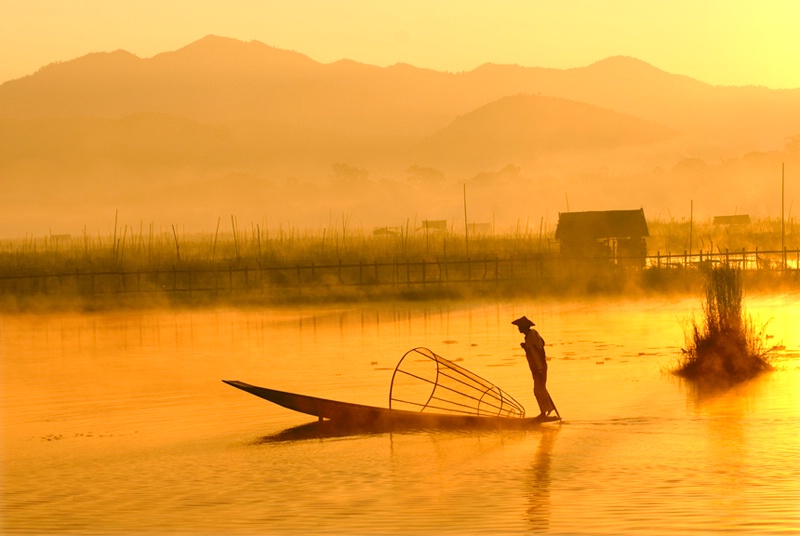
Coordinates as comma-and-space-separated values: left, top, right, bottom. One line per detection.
2, 295, 799, 534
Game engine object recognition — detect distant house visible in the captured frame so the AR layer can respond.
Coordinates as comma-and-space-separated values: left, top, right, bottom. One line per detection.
373, 226, 400, 236
555, 209, 649, 266
419, 220, 447, 233
713, 215, 751, 226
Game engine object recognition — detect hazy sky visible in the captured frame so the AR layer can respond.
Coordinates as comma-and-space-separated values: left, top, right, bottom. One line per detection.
2, 0, 799, 88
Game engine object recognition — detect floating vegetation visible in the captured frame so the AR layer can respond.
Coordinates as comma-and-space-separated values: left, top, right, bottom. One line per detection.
674, 263, 773, 385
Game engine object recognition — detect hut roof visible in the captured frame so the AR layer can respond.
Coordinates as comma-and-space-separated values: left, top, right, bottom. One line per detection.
555, 209, 649, 241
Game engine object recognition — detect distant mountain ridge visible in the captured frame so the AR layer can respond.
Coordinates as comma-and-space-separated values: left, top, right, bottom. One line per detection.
2, 35, 800, 236
416, 94, 677, 170
2, 34, 799, 149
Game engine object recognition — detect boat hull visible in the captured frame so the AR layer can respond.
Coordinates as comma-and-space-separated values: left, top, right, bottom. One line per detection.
223, 380, 559, 429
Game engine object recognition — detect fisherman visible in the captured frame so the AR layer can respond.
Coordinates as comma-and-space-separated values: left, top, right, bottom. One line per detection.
512, 315, 556, 419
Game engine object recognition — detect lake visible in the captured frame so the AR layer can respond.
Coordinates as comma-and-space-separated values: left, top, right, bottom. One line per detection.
2, 294, 799, 534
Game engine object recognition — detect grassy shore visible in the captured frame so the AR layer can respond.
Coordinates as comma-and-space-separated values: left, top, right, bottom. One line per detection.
0, 216, 797, 311
2, 216, 796, 267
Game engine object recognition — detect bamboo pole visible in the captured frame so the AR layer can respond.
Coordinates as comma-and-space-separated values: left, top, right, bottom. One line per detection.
212, 216, 220, 262
782, 163, 786, 270
171, 224, 181, 264
463, 183, 469, 257
689, 200, 693, 256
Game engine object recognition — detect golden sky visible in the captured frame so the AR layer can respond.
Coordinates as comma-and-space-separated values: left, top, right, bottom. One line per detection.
2, 0, 799, 88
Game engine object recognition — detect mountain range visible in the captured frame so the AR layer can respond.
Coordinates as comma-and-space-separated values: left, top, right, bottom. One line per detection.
1, 35, 799, 236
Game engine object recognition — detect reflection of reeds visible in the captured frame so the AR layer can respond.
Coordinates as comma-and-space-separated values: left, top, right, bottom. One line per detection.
675, 263, 773, 384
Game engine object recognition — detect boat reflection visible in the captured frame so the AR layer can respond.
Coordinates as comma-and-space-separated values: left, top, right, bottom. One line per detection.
255, 419, 406, 443
256, 418, 562, 443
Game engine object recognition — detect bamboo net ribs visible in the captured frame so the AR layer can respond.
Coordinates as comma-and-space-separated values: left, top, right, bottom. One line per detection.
389, 347, 525, 418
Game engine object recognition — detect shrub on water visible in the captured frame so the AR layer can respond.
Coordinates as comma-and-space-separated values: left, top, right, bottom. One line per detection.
675, 263, 773, 384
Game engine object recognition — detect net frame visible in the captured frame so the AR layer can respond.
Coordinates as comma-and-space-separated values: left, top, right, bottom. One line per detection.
389, 347, 525, 418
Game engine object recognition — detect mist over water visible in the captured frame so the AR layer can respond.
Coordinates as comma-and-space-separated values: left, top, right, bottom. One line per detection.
2, 296, 798, 534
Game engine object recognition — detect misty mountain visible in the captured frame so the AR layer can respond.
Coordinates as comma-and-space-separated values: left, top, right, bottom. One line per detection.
415, 94, 677, 171
2, 35, 800, 236
3, 35, 797, 172
3, 35, 799, 150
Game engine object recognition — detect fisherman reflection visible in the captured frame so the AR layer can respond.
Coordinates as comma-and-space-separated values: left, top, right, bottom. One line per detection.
512, 316, 556, 419
526, 427, 558, 532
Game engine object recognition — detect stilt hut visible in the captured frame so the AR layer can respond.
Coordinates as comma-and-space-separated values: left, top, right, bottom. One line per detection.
555, 209, 649, 267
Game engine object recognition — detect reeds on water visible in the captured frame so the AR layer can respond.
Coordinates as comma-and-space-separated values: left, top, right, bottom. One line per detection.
675, 263, 773, 384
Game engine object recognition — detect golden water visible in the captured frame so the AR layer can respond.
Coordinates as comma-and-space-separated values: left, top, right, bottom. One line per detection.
2, 295, 799, 534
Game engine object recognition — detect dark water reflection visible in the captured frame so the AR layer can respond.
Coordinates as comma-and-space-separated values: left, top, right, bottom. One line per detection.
2, 296, 799, 534
526, 428, 558, 533
254, 419, 458, 443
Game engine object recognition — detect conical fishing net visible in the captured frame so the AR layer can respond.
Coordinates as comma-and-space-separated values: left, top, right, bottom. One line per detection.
389, 347, 525, 418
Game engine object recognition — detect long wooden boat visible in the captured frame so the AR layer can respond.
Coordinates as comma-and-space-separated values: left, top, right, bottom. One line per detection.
223, 380, 560, 429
